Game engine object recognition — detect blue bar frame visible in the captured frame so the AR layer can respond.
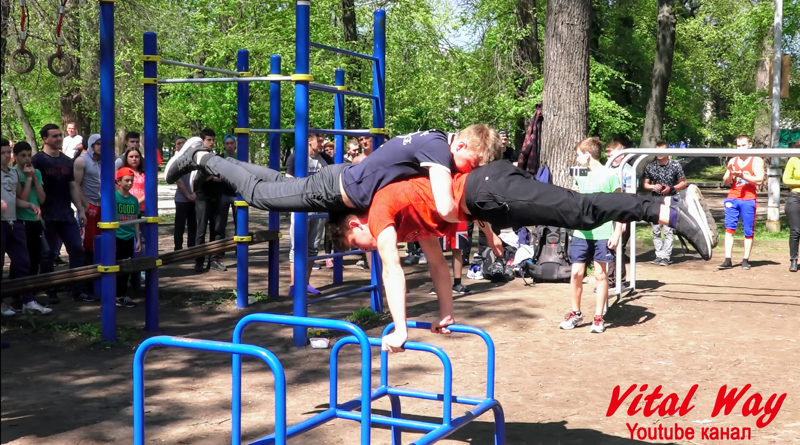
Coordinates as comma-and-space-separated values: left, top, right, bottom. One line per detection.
132, 336, 287, 445
143, 32, 159, 332
236, 49, 250, 308
99, 0, 117, 341
333, 68, 345, 284
310, 41, 379, 61
268, 55, 282, 299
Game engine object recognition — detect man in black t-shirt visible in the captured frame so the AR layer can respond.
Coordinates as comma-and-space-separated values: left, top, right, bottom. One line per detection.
643, 141, 687, 266
32, 124, 98, 303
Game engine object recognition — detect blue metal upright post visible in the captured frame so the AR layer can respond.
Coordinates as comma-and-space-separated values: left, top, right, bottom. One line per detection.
293, 0, 311, 347
268, 55, 282, 299
143, 32, 159, 332
332, 68, 345, 285
98, 0, 117, 342
235, 49, 250, 308
371, 8, 387, 310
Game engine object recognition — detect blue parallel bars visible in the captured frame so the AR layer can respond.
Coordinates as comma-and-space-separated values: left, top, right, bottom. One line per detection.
132, 336, 287, 445
333, 68, 345, 284
143, 32, 159, 331
268, 55, 282, 299
99, 0, 117, 342
370, 9, 387, 312
235, 49, 250, 308
293, 0, 311, 347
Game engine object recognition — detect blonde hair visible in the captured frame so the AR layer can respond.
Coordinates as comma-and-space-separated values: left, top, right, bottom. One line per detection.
605, 140, 624, 152
574, 137, 603, 160
455, 124, 502, 166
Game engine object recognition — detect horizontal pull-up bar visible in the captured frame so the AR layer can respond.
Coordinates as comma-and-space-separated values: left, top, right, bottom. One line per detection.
313, 128, 373, 137
159, 58, 240, 76
609, 147, 799, 164
158, 76, 292, 84
310, 42, 378, 62
251, 128, 296, 134
309, 82, 377, 100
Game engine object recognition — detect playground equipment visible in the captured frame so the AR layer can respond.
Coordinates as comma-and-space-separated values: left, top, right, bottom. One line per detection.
133, 314, 506, 445
9, 0, 73, 75
607, 147, 799, 305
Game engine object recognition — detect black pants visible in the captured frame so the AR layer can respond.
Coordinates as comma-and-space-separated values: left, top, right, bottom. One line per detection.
464, 161, 662, 230
8, 220, 43, 279
203, 156, 350, 212
196, 193, 223, 265
217, 195, 236, 240
786, 191, 800, 260
174, 201, 197, 251
116, 237, 134, 297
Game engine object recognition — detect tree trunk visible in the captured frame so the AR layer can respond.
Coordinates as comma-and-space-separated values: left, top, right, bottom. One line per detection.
9, 84, 39, 149
640, 0, 676, 148
59, 0, 89, 135
541, 0, 592, 188
341, 0, 362, 130
753, 29, 772, 150
513, 0, 541, 151
1, 0, 10, 77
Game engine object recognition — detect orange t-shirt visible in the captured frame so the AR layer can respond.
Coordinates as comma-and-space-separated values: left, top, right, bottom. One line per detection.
727, 157, 758, 200
368, 173, 469, 243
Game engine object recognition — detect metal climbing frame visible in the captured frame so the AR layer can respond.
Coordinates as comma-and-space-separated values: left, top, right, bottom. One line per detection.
132, 314, 505, 444
608, 147, 799, 302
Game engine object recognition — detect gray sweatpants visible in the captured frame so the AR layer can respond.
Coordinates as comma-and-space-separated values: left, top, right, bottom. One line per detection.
202, 156, 351, 213
652, 224, 674, 260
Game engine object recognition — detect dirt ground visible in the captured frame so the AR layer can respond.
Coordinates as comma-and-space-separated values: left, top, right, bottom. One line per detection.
1, 189, 798, 445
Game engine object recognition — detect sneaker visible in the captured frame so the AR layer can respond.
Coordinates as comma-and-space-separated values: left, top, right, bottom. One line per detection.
717, 259, 733, 270
116, 296, 137, 307
790, 259, 798, 272
326, 258, 334, 268
650, 258, 662, 265
312, 263, 322, 270
402, 254, 417, 266
287, 285, 322, 296
356, 259, 368, 269
73, 292, 100, 302
659, 258, 671, 266
559, 311, 584, 330
418, 254, 427, 265
589, 315, 605, 333
53, 256, 67, 266
741, 259, 751, 270
452, 283, 469, 295
22, 301, 53, 315
673, 195, 712, 260
429, 287, 437, 295
164, 137, 208, 183
1, 303, 16, 317
209, 259, 227, 272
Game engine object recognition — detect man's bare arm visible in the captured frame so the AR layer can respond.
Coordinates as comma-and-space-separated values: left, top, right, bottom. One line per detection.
418, 236, 455, 332
377, 226, 408, 352
428, 166, 460, 223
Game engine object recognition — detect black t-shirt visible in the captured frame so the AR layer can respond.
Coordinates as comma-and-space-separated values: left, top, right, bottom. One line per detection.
644, 160, 685, 196
31, 151, 75, 222
340, 130, 454, 209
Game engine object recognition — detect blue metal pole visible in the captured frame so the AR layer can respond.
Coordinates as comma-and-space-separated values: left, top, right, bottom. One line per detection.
332, 68, 345, 285
372, 9, 386, 149
99, 0, 117, 342
236, 49, 250, 308
293, 0, 311, 347
143, 31, 159, 332
268, 55, 282, 300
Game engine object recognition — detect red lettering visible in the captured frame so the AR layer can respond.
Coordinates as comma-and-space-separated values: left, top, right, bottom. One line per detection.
758, 392, 786, 428
702, 427, 710, 440
627, 384, 648, 416
679, 384, 698, 416
658, 393, 679, 416
720, 427, 729, 440
685, 427, 694, 440
637, 427, 646, 440
709, 426, 719, 440
663, 423, 673, 440
712, 384, 751, 417
742, 427, 751, 439
607, 385, 637, 416
626, 422, 638, 440
642, 385, 664, 416
742, 393, 764, 418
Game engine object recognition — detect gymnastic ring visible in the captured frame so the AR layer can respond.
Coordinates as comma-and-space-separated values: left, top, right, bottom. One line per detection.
47, 53, 72, 77
9, 48, 36, 74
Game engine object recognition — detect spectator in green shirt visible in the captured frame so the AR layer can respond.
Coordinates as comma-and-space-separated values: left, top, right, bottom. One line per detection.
12, 142, 45, 281
115, 167, 141, 308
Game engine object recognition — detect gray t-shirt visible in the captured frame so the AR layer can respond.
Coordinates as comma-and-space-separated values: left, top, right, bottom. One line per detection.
174, 174, 193, 203
1, 168, 20, 221
285, 151, 328, 177
79, 152, 102, 206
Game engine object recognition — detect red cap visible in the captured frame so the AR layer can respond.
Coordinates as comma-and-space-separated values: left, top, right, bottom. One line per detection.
116, 167, 135, 180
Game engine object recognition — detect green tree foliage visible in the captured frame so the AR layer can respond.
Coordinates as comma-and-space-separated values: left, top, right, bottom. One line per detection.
2, 0, 798, 156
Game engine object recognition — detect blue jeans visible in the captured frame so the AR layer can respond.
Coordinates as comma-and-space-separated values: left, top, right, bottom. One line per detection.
41, 219, 88, 296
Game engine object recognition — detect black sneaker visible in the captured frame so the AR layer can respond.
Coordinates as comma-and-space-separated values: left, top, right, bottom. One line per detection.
116, 296, 136, 308
650, 258, 662, 265
452, 284, 469, 295
209, 259, 227, 272
717, 259, 733, 270
790, 259, 798, 272
673, 196, 712, 260
73, 292, 100, 302
741, 259, 751, 270
53, 256, 67, 266
659, 258, 671, 266
164, 137, 208, 183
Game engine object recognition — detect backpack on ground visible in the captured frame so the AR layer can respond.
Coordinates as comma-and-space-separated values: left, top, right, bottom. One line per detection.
523, 225, 572, 282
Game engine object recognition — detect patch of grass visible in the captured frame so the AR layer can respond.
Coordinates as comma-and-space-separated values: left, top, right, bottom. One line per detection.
230, 289, 271, 305
2, 315, 139, 344
307, 328, 335, 339
345, 307, 386, 326
684, 164, 727, 183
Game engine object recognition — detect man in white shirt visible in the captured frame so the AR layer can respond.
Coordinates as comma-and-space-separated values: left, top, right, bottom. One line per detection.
62, 122, 83, 159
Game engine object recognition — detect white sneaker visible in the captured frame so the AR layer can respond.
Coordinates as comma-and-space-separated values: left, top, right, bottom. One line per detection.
23, 301, 53, 315
1, 303, 16, 317
589, 315, 605, 333
418, 254, 428, 264
559, 311, 583, 330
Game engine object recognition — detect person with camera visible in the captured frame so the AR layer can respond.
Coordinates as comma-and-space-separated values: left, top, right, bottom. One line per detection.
643, 141, 687, 266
